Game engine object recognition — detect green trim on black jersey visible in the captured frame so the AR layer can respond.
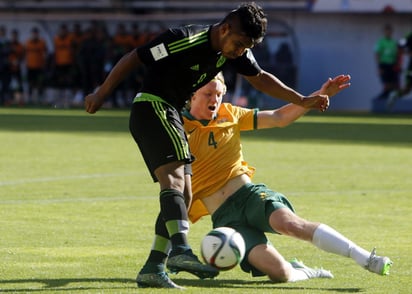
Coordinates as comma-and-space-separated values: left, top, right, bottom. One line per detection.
133, 92, 172, 107
168, 31, 208, 54
152, 101, 190, 161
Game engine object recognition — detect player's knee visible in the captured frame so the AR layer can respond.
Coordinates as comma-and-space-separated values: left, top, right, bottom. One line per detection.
155, 162, 186, 191
267, 263, 290, 283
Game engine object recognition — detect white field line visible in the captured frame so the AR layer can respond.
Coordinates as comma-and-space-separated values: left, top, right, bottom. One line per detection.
0, 189, 409, 205
1, 173, 409, 205
0, 172, 154, 204
0, 172, 139, 187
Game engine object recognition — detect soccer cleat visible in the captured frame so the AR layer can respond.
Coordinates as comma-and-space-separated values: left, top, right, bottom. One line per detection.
136, 271, 184, 289
290, 258, 334, 279
167, 249, 219, 279
365, 248, 393, 275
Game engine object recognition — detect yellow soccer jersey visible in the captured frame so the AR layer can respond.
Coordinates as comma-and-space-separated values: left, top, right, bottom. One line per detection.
183, 103, 258, 223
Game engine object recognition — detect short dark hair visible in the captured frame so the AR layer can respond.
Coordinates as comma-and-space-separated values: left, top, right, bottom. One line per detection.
221, 2, 267, 44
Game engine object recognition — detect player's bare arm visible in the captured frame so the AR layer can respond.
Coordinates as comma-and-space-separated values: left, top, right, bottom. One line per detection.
244, 70, 329, 112
257, 74, 351, 129
85, 50, 142, 114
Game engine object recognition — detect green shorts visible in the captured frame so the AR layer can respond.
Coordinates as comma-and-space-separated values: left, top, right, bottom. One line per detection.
211, 182, 295, 277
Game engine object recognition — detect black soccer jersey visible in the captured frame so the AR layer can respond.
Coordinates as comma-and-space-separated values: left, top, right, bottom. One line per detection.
136, 24, 261, 109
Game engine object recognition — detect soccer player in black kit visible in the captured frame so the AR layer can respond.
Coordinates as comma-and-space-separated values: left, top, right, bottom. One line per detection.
85, 2, 329, 289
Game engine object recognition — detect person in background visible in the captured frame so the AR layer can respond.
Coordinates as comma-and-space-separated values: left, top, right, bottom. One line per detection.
374, 24, 400, 100
0, 26, 11, 106
78, 22, 110, 100
70, 23, 86, 106
398, 30, 412, 97
129, 23, 148, 95
25, 27, 48, 105
52, 23, 75, 107
109, 23, 134, 107
387, 29, 412, 108
9, 29, 25, 105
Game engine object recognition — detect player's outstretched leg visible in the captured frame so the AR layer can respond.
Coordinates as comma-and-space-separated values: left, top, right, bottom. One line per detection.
365, 248, 393, 275
310, 224, 393, 276
167, 249, 219, 279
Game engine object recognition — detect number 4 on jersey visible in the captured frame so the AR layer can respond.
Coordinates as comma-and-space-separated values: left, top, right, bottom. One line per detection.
208, 131, 217, 148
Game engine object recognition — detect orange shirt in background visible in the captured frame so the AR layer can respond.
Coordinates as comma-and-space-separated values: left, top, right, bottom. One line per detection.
112, 33, 133, 54
9, 41, 24, 72
54, 34, 74, 66
25, 39, 47, 69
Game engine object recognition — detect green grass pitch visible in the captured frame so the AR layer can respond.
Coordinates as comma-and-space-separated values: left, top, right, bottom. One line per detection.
0, 107, 411, 293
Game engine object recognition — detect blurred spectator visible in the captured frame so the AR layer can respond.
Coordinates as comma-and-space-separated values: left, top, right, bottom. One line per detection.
25, 27, 48, 104
130, 23, 148, 94
374, 24, 400, 100
110, 23, 134, 107
275, 42, 293, 64
130, 23, 148, 48
9, 29, 25, 105
0, 26, 11, 105
78, 22, 110, 97
0, 21, 161, 108
386, 29, 412, 108
52, 23, 75, 107
112, 23, 133, 61
252, 40, 271, 67
243, 40, 271, 107
396, 30, 412, 97
71, 23, 85, 106
274, 42, 296, 88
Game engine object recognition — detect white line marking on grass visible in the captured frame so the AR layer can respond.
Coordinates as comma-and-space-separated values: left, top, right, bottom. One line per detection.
0, 172, 139, 187
1, 189, 409, 205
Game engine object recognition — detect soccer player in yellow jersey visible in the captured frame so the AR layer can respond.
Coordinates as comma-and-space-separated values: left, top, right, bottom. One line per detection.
181, 73, 393, 283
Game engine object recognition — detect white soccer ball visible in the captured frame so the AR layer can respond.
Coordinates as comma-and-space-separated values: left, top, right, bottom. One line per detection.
201, 227, 246, 271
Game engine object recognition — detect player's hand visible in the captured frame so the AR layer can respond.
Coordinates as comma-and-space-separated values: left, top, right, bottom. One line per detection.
301, 94, 330, 112
85, 93, 105, 114
320, 74, 351, 97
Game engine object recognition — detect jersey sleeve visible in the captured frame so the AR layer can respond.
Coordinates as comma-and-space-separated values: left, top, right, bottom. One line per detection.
226, 104, 258, 131
229, 49, 262, 76
136, 28, 185, 66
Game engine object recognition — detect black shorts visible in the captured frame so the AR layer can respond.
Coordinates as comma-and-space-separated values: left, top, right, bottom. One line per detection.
379, 63, 399, 84
129, 93, 193, 182
53, 64, 74, 88
27, 69, 45, 85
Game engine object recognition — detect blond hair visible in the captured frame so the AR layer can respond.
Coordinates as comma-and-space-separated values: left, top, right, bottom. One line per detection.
211, 72, 227, 95
185, 72, 227, 110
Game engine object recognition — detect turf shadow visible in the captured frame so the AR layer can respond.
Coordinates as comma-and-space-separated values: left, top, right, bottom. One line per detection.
174, 278, 364, 292
0, 277, 136, 292
0, 277, 364, 292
